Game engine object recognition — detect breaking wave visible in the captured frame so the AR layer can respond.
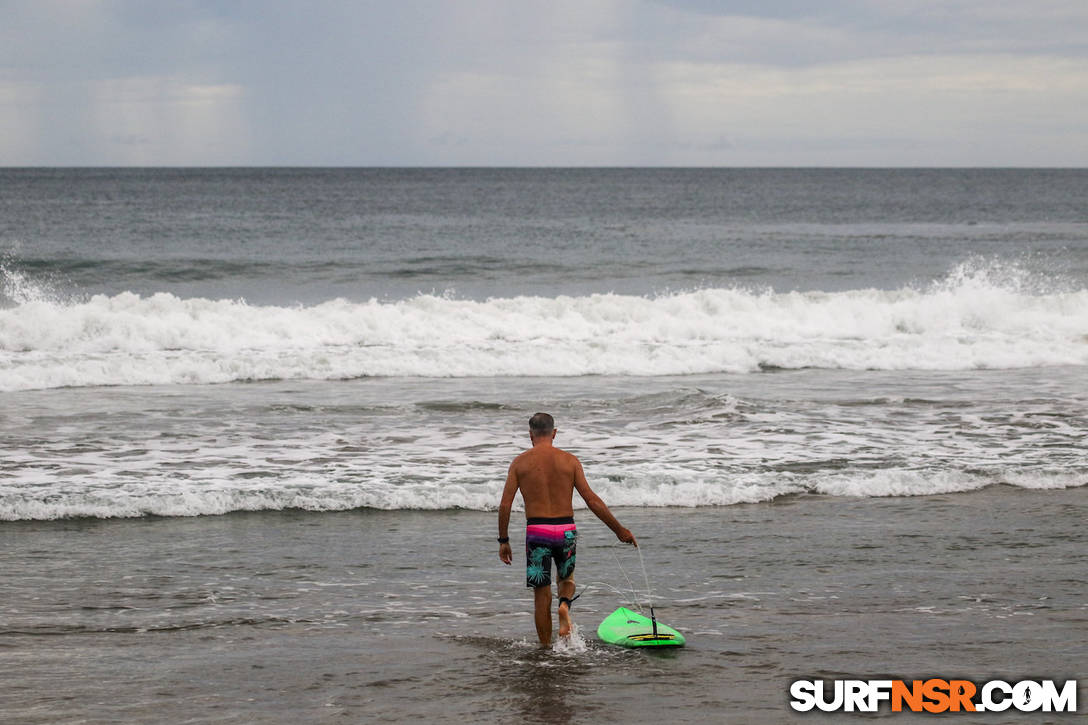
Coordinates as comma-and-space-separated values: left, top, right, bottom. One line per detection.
2, 260, 1086, 391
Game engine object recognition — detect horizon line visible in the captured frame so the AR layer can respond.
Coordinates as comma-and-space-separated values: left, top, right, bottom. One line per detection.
3, 164, 1086, 171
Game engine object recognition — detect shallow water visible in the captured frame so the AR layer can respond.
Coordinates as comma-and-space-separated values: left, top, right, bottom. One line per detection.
2, 489, 1084, 723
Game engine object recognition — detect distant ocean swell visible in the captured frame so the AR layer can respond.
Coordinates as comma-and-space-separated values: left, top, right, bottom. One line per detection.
2, 261, 1086, 391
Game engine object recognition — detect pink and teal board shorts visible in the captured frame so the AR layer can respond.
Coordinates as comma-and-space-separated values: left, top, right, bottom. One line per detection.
525, 516, 577, 588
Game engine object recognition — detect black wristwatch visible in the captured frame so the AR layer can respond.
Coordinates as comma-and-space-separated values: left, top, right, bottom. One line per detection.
497, 536, 509, 544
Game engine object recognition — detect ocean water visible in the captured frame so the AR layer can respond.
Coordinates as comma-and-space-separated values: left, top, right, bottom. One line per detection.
1, 168, 1086, 722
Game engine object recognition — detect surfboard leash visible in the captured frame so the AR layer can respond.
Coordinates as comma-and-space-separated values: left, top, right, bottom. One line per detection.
610, 541, 658, 624
610, 546, 644, 612
635, 543, 659, 636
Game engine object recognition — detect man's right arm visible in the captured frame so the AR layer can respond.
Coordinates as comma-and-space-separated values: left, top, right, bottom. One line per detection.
572, 457, 637, 546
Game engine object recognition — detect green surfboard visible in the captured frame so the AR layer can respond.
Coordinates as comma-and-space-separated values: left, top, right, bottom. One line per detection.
597, 607, 685, 647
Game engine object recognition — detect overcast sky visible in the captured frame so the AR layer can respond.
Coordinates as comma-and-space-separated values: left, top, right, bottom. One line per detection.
1, 0, 1086, 166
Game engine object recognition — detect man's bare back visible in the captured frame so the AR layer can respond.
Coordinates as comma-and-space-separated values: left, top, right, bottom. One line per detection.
497, 413, 636, 645
507, 444, 581, 519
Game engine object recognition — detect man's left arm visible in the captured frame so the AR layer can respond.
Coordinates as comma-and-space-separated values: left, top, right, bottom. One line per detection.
497, 464, 518, 564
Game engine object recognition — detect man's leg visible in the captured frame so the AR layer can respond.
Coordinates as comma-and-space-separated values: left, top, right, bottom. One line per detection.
533, 584, 552, 646
557, 576, 575, 637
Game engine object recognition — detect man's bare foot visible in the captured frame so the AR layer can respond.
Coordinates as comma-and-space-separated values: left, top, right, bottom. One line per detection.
557, 600, 572, 637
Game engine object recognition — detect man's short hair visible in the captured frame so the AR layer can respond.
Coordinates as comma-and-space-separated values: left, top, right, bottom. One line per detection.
528, 412, 555, 435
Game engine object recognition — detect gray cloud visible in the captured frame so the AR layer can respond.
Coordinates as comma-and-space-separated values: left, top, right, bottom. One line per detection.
0, 0, 1085, 166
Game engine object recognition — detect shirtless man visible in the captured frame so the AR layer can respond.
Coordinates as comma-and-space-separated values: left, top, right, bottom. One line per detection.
498, 413, 637, 645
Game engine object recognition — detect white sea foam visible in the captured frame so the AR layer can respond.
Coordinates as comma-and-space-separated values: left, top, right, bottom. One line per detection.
2, 466, 1082, 521
2, 262, 1086, 391
551, 623, 589, 654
